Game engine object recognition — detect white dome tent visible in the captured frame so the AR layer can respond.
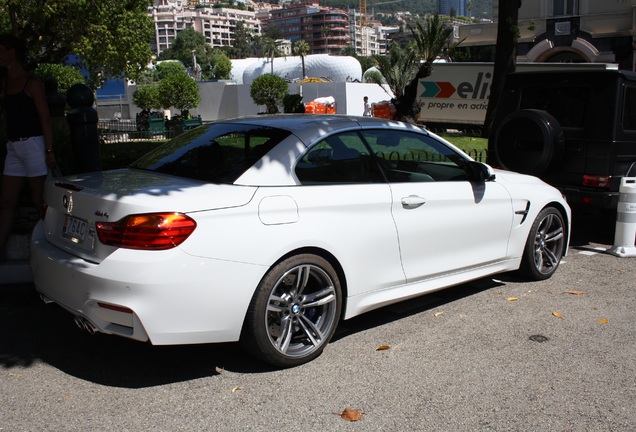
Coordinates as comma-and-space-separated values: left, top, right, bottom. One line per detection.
233, 54, 363, 85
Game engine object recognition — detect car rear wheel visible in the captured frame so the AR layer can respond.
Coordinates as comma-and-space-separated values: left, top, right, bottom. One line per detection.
519, 207, 566, 280
241, 254, 342, 368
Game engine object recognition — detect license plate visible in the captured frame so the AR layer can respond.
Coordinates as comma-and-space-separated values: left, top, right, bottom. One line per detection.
63, 215, 88, 243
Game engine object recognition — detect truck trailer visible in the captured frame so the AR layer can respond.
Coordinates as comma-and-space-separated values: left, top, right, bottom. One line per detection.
417, 62, 616, 132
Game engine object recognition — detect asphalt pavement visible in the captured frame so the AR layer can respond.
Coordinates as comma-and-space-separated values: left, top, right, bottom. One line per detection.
1, 210, 635, 431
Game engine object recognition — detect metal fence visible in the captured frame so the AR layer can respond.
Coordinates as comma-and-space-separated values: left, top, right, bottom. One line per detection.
98, 119, 178, 143
464, 148, 488, 162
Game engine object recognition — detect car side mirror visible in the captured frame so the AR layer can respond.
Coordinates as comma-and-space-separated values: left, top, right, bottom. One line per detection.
466, 161, 496, 182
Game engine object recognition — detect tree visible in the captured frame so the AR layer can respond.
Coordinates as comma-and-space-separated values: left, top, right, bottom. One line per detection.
358, 56, 376, 74
250, 74, 288, 114
481, 0, 522, 138
340, 45, 357, 57
155, 61, 188, 81
157, 74, 201, 115
370, 43, 418, 99
293, 40, 310, 78
370, 15, 455, 124
283, 94, 305, 113
364, 69, 384, 84
158, 28, 205, 70
209, 50, 232, 80
34, 63, 84, 95
321, 26, 331, 54
132, 86, 160, 112
228, 20, 253, 59
157, 29, 232, 81
261, 38, 281, 74
0, 0, 154, 89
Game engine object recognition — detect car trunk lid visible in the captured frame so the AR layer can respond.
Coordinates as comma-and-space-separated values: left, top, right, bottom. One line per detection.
41, 169, 257, 263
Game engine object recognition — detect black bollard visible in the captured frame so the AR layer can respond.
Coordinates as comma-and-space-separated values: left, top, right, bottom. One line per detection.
66, 83, 101, 173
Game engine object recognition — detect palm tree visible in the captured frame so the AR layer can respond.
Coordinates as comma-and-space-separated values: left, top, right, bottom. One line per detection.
293, 40, 310, 78
261, 37, 280, 74
410, 14, 455, 68
370, 14, 455, 124
371, 43, 418, 100
321, 26, 331, 54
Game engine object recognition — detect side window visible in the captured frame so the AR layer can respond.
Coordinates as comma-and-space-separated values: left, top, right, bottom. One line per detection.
295, 132, 383, 184
360, 129, 469, 182
623, 87, 636, 131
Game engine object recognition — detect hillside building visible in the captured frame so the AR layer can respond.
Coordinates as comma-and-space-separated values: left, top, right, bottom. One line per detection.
149, 0, 261, 55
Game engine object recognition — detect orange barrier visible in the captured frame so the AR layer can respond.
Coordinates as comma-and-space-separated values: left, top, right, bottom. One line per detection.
305, 97, 336, 115
372, 101, 396, 119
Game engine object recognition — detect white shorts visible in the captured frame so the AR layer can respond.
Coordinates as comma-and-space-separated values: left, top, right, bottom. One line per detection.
3, 136, 48, 177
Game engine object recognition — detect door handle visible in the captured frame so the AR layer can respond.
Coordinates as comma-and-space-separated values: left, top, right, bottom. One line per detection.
401, 195, 426, 208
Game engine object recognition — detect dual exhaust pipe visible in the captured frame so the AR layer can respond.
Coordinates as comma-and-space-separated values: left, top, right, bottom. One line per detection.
74, 316, 98, 335
39, 293, 100, 335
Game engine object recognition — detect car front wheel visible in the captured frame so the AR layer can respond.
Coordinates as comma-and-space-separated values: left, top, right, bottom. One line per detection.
241, 254, 342, 368
519, 207, 566, 280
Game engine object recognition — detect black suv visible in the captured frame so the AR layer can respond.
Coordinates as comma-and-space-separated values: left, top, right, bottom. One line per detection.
488, 69, 636, 210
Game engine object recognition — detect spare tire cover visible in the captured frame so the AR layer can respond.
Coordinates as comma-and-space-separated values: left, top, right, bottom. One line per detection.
494, 109, 565, 176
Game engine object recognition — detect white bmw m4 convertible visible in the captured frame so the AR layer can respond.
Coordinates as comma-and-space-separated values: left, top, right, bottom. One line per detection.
31, 115, 570, 367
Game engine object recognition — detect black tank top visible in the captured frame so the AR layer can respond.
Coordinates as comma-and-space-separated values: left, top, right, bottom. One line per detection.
2, 77, 43, 138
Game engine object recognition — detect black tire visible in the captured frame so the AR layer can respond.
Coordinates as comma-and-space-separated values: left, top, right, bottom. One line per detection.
519, 207, 566, 280
240, 254, 342, 368
494, 109, 565, 176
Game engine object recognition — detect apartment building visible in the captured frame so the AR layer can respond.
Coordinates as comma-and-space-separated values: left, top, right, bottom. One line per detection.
149, 0, 261, 55
148, 0, 397, 58
458, 0, 635, 70
264, 3, 350, 54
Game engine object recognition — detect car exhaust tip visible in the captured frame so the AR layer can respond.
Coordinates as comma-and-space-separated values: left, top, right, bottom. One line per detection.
39, 293, 53, 304
74, 316, 97, 335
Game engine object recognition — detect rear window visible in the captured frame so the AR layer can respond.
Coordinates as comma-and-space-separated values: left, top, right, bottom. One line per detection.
519, 85, 590, 128
131, 123, 291, 183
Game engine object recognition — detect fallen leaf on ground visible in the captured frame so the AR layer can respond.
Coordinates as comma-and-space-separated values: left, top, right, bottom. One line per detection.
507, 297, 519, 301
231, 386, 243, 393
598, 318, 609, 324
552, 311, 565, 319
375, 345, 390, 351
334, 408, 364, 421
566, 291, 585, 295
434, 311, 444, 317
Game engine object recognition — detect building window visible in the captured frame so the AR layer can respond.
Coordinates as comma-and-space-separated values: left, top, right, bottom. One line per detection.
552, 0, 578, 16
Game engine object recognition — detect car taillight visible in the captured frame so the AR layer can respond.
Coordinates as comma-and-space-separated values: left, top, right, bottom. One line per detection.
582, 175, 610, 189
96, 213, 197, 250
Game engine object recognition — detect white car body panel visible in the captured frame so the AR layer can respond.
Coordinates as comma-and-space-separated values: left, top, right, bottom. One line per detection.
389, 180, 514, 282
32, 226, 266, 344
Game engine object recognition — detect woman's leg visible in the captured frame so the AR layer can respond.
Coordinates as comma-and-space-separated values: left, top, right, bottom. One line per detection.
27, 174, 47, 218
0, 175, 25, 259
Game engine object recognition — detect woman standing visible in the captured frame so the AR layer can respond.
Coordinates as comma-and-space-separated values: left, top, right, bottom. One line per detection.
0, 34, 55, 259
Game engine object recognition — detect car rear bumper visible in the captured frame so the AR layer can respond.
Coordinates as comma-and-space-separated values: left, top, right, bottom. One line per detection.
559, 187, 619, 209
30, 221, 265, 345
